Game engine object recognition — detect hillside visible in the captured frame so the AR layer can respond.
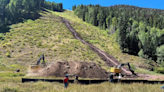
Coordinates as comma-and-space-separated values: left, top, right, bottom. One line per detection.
0, 9, 161, 77
0, 8, 164, 92
0, 10, 108, 71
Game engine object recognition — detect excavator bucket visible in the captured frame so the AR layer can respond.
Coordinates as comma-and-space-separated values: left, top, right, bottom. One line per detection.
29, 65, 42, 72
28, 54, 47, 73
110, 67, 121, 73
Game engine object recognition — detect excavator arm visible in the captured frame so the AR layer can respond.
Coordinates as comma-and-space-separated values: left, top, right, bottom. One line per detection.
29, 54, 46, 72
117, 63, 137, 75
36, 54, 45, 65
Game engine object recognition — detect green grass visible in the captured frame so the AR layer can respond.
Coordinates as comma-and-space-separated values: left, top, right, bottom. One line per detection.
136, 68, 162, 75
0, 81, 163, 92
0, 72, 25, 77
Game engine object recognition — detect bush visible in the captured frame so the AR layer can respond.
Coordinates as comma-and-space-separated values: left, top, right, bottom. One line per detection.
156, 45, 164, 63
88, 40, 99, 44
0, 33, 5, 40
138, 49, 148, 59
29, 51, 33, 54
6, 52, 10, 58
155, 67, 164, 74
2, 43, 11, 48
36, 41, 42, 47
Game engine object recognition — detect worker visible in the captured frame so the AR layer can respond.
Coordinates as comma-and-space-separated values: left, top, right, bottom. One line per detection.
109, 73, 114, 83
63, 74, 69, 89
117, 73, 122, 82
74, 75, 78, 84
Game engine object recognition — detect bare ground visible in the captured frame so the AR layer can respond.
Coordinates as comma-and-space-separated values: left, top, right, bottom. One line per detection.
38, 61, 108, 78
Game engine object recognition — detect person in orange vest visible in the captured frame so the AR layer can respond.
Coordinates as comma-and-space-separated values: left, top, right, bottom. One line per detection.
63, 74, 69, 89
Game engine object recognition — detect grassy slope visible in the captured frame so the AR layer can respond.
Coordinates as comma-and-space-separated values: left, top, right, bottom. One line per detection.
0, 11, 105, 73
53, 10, 160, 75
0, 9, 161, 75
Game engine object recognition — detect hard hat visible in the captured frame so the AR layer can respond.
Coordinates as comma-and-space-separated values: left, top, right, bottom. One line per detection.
66, 74, 69, 77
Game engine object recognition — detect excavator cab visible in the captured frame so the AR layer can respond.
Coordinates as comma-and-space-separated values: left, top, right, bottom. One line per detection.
29, 54, 47, 72
110, 63, 136, 75
110, 67, 121, 73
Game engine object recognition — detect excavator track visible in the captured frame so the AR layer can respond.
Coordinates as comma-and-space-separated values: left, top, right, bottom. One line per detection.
60, 17, 134, 76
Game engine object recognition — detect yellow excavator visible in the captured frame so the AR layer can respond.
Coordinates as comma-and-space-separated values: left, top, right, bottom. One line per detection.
110, 63, 136, 75
109, 63, 136, 82
29, 54, 47, 72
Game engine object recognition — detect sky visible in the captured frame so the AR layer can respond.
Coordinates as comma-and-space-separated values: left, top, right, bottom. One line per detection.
48, 0, 164, 10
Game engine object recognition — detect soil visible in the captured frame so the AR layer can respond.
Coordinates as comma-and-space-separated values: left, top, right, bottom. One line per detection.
38, 61, 108, 78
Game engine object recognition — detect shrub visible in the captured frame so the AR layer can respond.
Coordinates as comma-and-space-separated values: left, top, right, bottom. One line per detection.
24, 19, 33, 23
2, 43, 11, 48
54, 49, 57, 51
155, 67, 164, 74
0, 33, 5, 40
6, 52, 10, 58
22, 42, 25, 45
156, 45, 164, 63
88, 40, 99, 44
138, 49, 149, 59
18, 40, 21, 42
36, 41, 42, 47
29, 51, 33, 54
18, 49, 21, 52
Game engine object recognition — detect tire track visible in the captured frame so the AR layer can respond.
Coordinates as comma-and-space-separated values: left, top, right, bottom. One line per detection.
60, 17, 133, 75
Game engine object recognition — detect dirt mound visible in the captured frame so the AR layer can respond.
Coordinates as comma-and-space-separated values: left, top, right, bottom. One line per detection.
38, 62, 108, 78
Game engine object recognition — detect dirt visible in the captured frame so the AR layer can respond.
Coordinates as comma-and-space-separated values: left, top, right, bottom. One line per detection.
38, 61, 108, 78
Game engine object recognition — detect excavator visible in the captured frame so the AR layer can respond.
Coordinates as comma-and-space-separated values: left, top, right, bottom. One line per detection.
109, 63, 137, 82
29, 54, 47, 73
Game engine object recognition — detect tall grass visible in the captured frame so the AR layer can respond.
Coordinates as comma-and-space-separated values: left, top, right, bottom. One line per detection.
0, 81, 163, 92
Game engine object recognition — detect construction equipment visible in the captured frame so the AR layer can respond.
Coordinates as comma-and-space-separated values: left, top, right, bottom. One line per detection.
29, 54, 47, 72
109, 63, 136, 82
110, 63, 136, 75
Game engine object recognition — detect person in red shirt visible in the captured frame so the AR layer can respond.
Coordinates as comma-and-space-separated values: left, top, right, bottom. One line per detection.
63, 74, 69, 89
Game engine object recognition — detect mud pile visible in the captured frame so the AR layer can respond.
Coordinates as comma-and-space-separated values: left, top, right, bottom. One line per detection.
38, 62, 108, 78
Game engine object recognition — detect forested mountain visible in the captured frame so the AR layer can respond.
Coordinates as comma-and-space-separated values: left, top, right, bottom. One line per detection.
0, 0, 63, 33
73, 4, 164, 63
